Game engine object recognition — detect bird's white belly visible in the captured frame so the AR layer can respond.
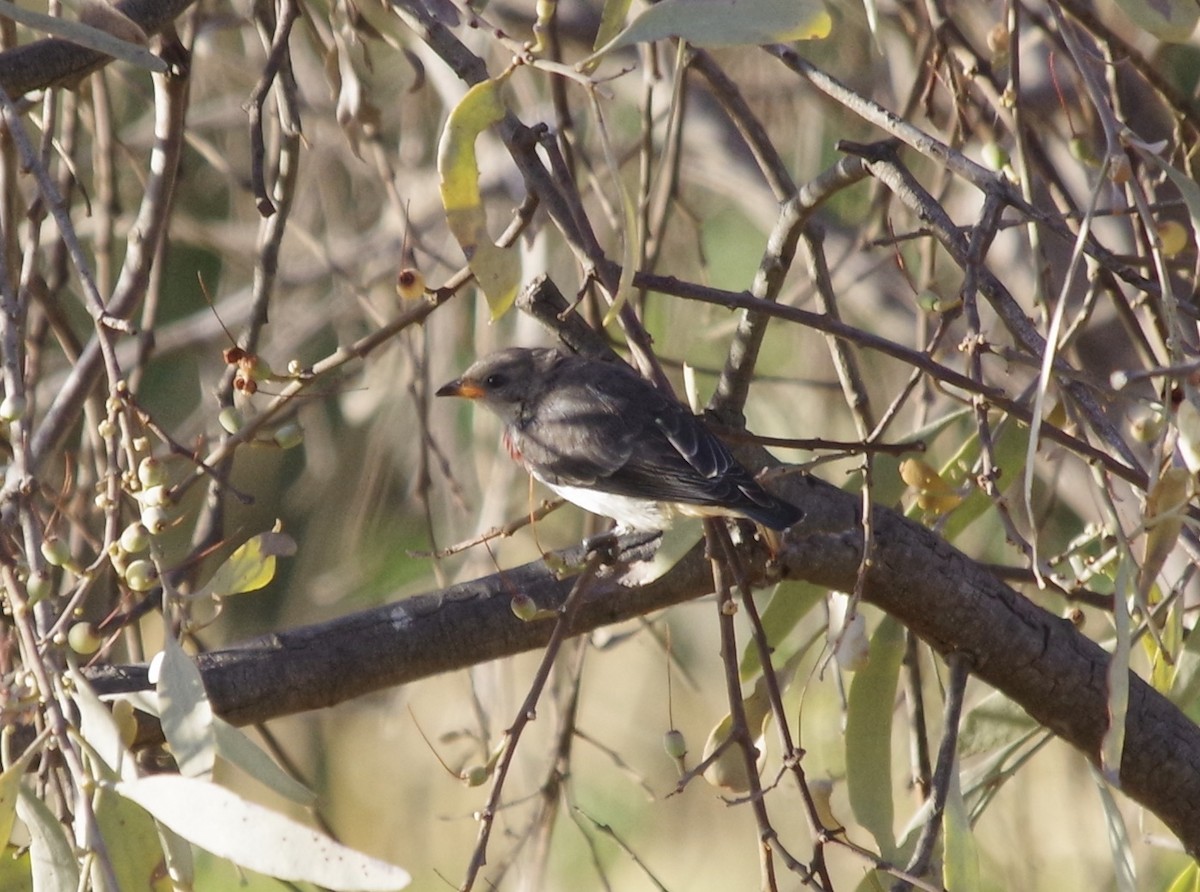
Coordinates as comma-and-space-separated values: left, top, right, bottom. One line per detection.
542, 482, 674, 532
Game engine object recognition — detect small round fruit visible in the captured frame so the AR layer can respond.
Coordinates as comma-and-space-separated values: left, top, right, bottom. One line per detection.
124, 559, 158, 592
68, 622, 103, 655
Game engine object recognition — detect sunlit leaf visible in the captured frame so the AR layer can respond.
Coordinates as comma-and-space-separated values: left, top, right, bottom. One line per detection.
17, 786, 81, 892
845, 614, 904, 861
116, 776, 411, 890
589, 0, 832, 58
437, 73, 520, 318
157, 635, 216, 780
70, 665, 136, 781
209, 523, 293, 597
1139, 467, 1191, 603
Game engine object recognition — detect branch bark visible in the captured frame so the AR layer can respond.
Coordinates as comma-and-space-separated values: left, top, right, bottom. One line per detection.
88, 471, 1200, 855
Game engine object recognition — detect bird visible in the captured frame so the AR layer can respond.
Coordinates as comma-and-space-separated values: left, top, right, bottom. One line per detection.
435, 347, 803, 533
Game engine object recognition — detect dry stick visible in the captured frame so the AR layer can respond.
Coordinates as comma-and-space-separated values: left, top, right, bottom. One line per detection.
247, 0, 301, 218
767, 44, 1158, 299
959, 193, 1040, 567
901, 632, 933, 802
710, 525, 833, 890
637, 272, 1146, 489
893, 653, 972, 892
190, 5, 301, 562
843, 142, 1142, 474
11, 41, 190, 490
703, 522, 790, 892
460, 550, 607, 892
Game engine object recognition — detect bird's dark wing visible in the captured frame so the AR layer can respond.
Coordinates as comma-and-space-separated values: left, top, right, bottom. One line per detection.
514, 359, 801, 528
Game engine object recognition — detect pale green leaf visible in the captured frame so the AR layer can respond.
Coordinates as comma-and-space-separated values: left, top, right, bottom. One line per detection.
157, 635, 216, 780
1111, 0, 1199, 41
589, 0, 832, 59
1101, 560, 1132, 784
437, 74, 521, 318
1143, 151, 1200, 260
957, 691, 1038, 759
738, 580, 822, 680
116, 776, 411, 890
1090, 765, 1137, 892
213, 717, 316, 806
69, 665, 136, 781
94, 785, 171, 892
845, 614, 905, 861
942, 764, 981, 892
592, 0, 633, 52
17, 786, 80, 892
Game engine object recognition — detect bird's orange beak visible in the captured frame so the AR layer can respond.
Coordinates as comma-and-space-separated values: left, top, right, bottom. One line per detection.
435, 378, 485, 399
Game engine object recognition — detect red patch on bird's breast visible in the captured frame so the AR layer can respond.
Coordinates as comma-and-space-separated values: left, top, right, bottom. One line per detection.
502, 430, 523, 463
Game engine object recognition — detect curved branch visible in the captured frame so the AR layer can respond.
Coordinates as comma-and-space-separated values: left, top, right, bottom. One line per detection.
88, 473, 1200, 854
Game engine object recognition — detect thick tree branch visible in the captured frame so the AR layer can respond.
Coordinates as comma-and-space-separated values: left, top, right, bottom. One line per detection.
88, 472, 1200, 854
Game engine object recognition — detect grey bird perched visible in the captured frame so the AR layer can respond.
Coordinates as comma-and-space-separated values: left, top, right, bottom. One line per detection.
436, 347, 803, 532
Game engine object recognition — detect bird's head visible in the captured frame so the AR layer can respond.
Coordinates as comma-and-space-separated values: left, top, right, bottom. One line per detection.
436, 348, 561, 425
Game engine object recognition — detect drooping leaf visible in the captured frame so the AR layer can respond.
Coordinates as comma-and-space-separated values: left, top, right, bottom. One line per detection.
156, 635, 216, 780
737, 580, 822, 680
69, 665, 136, 781
437, 73, 521, 318
212, 717, 316, 806
1091, 764, 1137, 892
116, 776, 411, 890
0, 743, 39, 849
1100, 559, 1133, 785
17, 786, 81, 892
1165, 861, 1200, 892
845, 614, 905, 861
589, 0, 832, 58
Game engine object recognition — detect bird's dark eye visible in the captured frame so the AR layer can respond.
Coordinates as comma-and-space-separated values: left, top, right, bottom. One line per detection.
484, 373, 506, 389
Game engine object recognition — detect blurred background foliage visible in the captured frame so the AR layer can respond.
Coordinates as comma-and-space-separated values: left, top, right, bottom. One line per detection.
5, 0, 1200, 889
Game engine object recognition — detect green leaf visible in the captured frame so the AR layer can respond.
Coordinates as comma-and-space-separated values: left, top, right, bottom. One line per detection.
958, 691, 1037, 759
156, 635, 216, 780
0, 743, 39, 849
0, 846, 31, 892
17, 786, 81, 892
437, 74, 521, 318
69, 665, 136, 781
1111, 0, 1199, 42
588, 0, 832, 59
845, 614, 905, 861
116, 776, 411, 890
1165, 861, 1200, 892
1143, 151, 1200, 258
1101, 559, 1133, 785
1090, 765, 1137, 892
212, 717, 316, 806
738, 580, 822, 680
94, 785, 171, 892
942, 764, 981, 892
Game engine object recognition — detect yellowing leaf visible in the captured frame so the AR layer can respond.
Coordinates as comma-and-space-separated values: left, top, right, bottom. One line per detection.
588, 0, 831, 60
209, 526, 294, 597
437, 74, 521, 318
